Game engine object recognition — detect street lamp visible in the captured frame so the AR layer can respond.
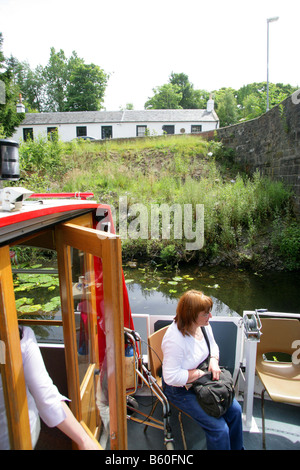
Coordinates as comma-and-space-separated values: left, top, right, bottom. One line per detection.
266, 16, 279, 111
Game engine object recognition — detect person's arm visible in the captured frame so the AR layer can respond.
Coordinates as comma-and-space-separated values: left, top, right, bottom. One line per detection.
208, 357, 221, 380
57, 402, 102, 450
162, 334, 189, 386
22, 328, 101, 449
187, 368, 206, 383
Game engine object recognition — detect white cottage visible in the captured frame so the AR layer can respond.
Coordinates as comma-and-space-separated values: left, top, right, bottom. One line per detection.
13, 100, 219, 142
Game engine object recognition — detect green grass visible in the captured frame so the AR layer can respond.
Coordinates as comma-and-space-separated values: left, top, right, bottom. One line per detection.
16, 134, 298, 270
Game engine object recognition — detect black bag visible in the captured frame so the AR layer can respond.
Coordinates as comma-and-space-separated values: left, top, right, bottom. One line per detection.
191, 327, 235, 418
192, 368, 235, 418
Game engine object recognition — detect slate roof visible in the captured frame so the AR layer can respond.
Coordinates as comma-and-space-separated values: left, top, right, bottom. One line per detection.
20, 109, 219, 125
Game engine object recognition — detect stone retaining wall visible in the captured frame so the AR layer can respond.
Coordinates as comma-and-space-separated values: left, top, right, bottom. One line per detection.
203, 94, 300, 214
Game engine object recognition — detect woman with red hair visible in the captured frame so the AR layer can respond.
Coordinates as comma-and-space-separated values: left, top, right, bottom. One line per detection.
162, 290, 244, 450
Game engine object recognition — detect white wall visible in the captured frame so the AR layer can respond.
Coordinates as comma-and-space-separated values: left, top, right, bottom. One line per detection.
13, 120, 218, 142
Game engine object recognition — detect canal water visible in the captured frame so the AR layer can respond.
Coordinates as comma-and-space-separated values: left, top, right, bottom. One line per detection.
123, 264, 300, 318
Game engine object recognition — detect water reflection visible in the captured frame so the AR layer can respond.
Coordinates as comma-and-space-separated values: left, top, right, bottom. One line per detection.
126, 282, 237, 317
124, 264, 300, 317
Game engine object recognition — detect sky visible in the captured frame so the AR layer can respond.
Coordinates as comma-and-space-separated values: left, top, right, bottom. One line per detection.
0, 0, 299, 110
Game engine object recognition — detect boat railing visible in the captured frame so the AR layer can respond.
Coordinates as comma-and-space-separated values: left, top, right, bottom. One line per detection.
29, 192, 95, 200
240, 310, 300, 430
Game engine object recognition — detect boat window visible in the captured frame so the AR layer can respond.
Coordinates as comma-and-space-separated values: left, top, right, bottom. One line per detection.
71, 247, 95, 382
12, 247, 63, 344
70, 248, 109, 446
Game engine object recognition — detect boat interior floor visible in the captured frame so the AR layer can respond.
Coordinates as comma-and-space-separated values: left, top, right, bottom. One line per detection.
33, 395, 300, 450
127, 395, 300, 451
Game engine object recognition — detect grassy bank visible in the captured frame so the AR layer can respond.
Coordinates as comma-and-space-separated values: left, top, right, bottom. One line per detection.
17, 134, 300, 271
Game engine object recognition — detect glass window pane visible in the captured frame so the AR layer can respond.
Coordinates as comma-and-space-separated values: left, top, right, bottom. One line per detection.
71, 248, 93, 382
12, 247, 63, 344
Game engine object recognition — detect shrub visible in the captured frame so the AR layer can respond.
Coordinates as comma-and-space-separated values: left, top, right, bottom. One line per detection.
275, 222, 300, 270
19, 134, 65, 177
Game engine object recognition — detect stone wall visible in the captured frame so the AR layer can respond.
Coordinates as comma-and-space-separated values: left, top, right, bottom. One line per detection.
208, 95, 300, 214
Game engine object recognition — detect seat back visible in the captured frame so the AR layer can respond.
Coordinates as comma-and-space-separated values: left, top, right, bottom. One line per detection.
257, 317, 300, 358
148, 325, 169, 379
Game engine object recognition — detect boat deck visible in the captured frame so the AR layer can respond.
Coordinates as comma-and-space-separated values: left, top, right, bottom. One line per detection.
127, 394, 300, 451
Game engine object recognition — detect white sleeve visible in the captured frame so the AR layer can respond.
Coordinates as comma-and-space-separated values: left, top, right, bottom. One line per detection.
22, 329, 69, 428
162, 327, 189, 387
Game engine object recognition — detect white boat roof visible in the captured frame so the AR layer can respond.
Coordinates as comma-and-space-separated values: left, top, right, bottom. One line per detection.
0, 195, 108, 246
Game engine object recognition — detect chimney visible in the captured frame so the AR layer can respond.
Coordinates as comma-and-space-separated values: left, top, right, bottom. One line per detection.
16, 93, 25, 113
206, 93, 214, 112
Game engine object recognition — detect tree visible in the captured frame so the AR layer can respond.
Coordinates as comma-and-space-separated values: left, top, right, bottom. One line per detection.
241, 93, 262, 120
237, 82, 298, 118
214, 88, 238, 127
43, 48, 69, 112
65, 61, 108, 111
145, 83, 182, 109
12, 48, 109, 113
169, 72, 209, 108
8, 57, 46, 112
145, 73, 210, 110
0, 33, 25, 137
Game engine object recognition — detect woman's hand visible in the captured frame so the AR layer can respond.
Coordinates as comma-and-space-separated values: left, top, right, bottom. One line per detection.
208, 357, 221, 381
187, 368, 206, 383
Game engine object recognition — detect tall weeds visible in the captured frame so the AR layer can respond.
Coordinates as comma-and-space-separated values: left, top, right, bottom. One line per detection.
16, 134, 297, 269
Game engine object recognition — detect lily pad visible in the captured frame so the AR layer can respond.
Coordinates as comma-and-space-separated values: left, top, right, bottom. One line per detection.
18, 304, 42, 314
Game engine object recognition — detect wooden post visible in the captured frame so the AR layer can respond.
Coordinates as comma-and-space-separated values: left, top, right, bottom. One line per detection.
0, 245, 32, 449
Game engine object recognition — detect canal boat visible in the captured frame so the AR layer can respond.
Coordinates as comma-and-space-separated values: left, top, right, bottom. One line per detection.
0, 141, 299, 451
0, 183, 134, 450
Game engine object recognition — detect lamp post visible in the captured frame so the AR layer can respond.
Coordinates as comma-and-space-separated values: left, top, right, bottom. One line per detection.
266, 16, 279, 111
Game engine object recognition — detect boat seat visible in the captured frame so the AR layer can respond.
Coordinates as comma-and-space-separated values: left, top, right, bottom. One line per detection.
256, 317, 300, 449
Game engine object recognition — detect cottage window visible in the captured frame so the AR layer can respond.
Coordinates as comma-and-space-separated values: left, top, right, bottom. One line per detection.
162, 125, 175, 135
191, 125, 202, 133
136, 125, 147, 137
76, 126, 87, 137
47, 127, 58, 141
101, 126, 113, 139
23, 128, 33, 142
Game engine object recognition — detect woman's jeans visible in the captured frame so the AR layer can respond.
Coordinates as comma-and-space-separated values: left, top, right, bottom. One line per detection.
163, 381, 244, 450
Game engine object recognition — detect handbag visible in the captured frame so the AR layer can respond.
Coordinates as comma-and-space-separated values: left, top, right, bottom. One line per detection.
191, 327, 235, 418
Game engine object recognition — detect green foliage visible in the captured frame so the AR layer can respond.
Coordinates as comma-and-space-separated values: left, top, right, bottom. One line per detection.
169, 72, 209, 109
0, 34, 25, 137
19, 134, 65, 179
272, 221, 300, 270
160, 244, 180, 266
16, 134, 297, 270
65, 62, 108, 111
5, 46, 109, 113
144, 73, 298, 128
214, 88, 238, 126
145, 83, 183, 109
